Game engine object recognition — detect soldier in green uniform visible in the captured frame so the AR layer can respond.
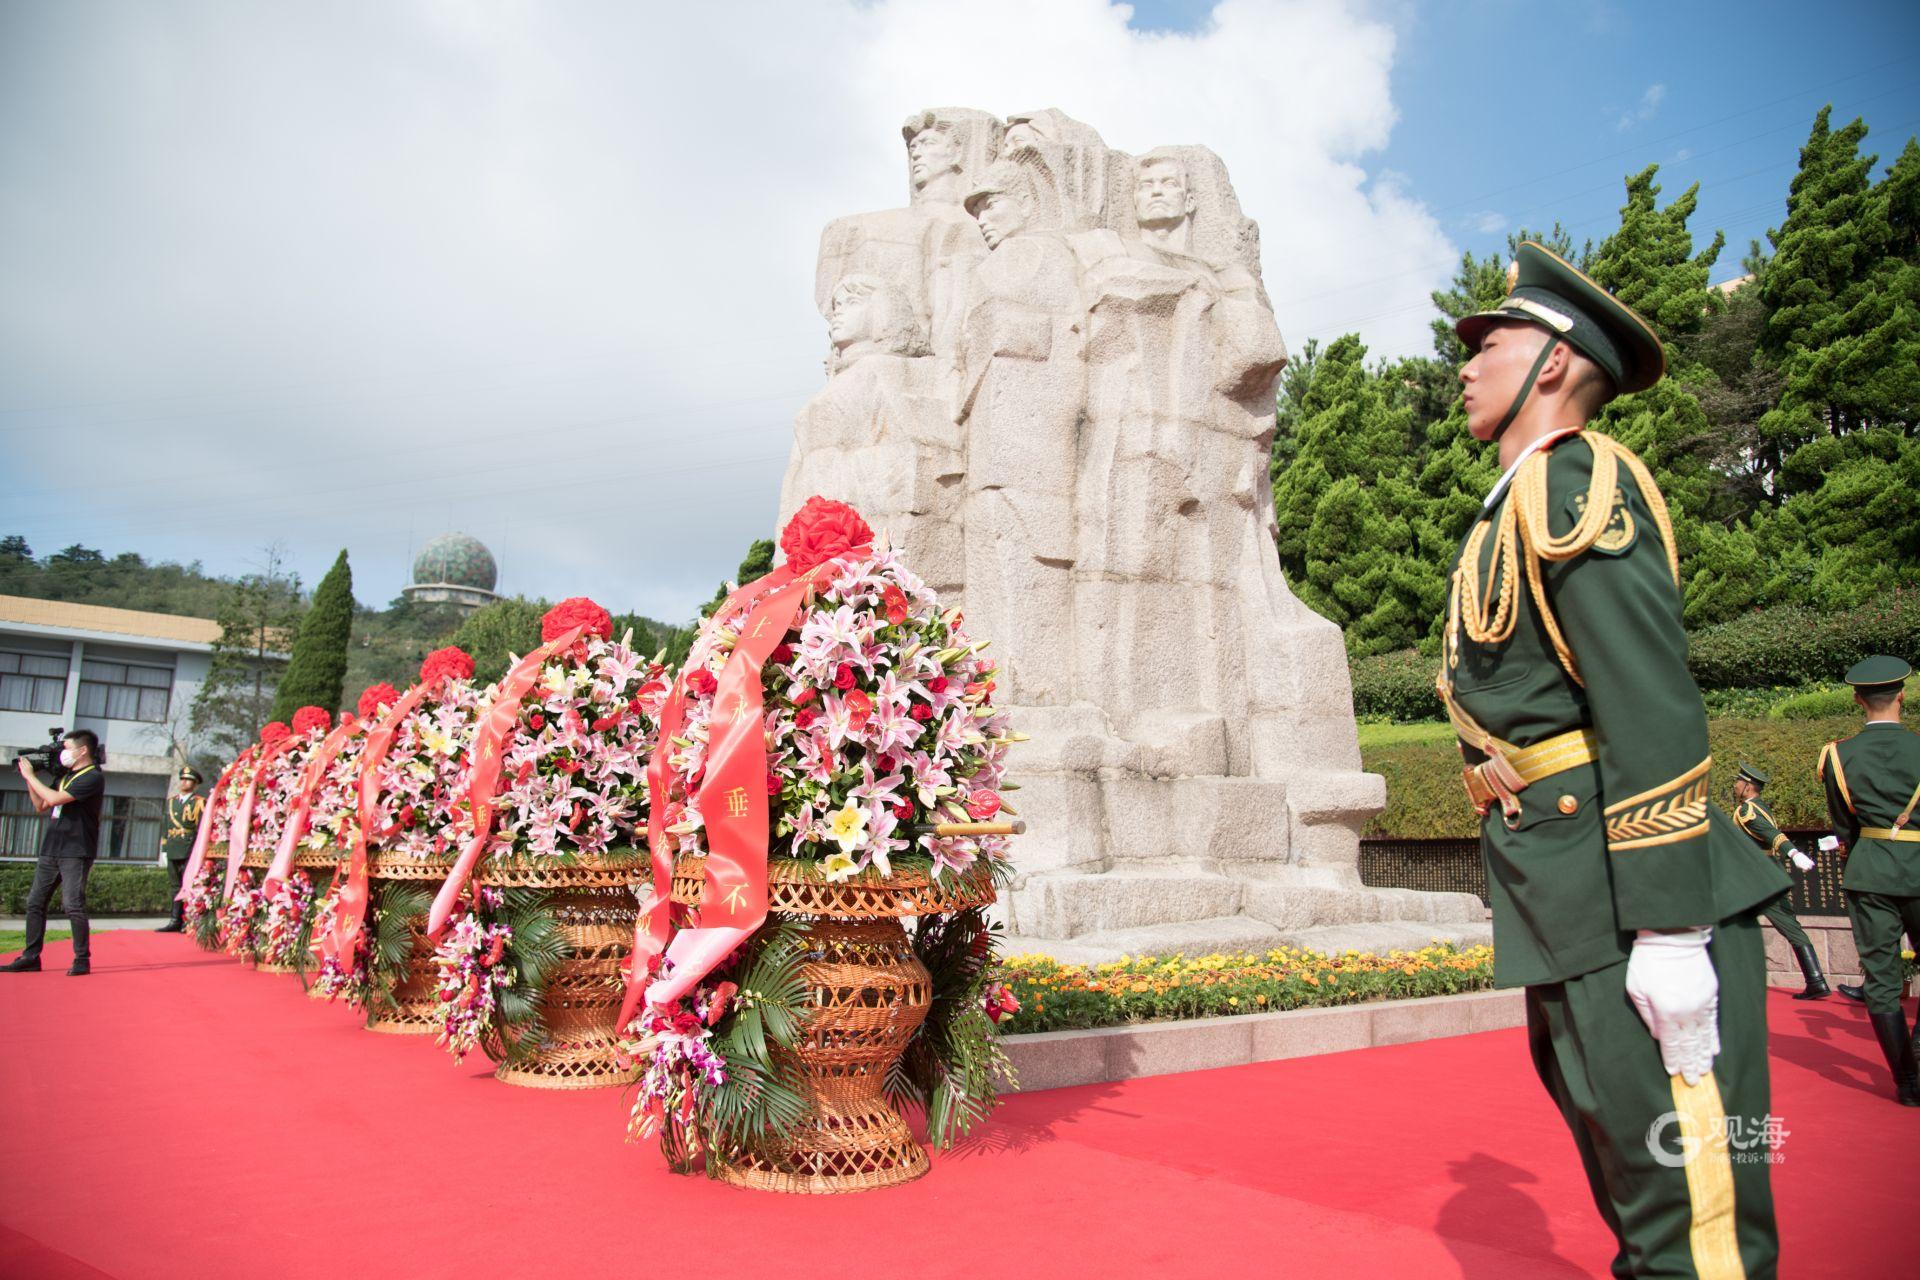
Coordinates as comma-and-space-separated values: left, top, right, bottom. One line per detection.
1443, 243, 1788, 1278
1818, 655, 1920, 1106
155, 765, 204, 933
1729, 763, 1828, 999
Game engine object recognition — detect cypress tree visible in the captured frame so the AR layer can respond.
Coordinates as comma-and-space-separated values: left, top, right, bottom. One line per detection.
269, 550, 354, 721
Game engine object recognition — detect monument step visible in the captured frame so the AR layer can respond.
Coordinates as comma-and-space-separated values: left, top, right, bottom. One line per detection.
1006, 872, 1243, 937
1004, 915, 1289, 966
1238, 880, 1483, 930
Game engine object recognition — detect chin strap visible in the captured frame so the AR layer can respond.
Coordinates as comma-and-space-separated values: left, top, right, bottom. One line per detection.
1491, 335, 1561, 443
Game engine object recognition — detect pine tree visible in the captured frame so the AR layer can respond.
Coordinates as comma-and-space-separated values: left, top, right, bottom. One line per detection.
269, 550, 354, 721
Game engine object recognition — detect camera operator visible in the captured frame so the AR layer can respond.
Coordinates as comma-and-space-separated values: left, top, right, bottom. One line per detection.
4, 729, 107, 976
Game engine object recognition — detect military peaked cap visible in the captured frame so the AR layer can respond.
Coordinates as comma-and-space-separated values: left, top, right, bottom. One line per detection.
1455, 242, 1666, 395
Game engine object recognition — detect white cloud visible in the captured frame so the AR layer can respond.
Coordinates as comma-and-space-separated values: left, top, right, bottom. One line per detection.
1616, 82, 1666, 131
1469, 210, 1509, 234
0, 0, 1454, 619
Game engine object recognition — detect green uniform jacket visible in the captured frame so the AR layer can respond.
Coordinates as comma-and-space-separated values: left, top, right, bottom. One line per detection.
1731, 797, 1798, 863
1819, 722, 1920, 895
162, 791, 205, 860
1445, 433, 1787, 987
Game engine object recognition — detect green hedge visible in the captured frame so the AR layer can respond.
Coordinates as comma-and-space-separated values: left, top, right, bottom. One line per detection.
1351, 648, 1444, 721
1363, 715, 1872, 839
0, 863, 175, 914
1685, 589, 1919, 690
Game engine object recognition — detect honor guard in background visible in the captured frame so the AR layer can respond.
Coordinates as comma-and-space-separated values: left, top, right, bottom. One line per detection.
1818, 655, 1920, 1106
1730, 763, 1829, 999
1444, 242, 1788, 1277
156, 765, 203, 933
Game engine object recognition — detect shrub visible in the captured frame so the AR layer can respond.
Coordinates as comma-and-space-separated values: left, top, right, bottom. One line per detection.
1361, 715, 1870, 838
1686, 587, 1920, 690
1768, 685, 1857, 720
1349, 648, 1443, 721
0, 863, 175, 914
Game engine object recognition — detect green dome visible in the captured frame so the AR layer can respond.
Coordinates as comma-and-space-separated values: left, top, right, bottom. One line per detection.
412, 532, 497, 592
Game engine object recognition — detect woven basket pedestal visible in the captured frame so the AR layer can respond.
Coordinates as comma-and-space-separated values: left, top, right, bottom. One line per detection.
479, 855, 642, 1090
671, 859, 996, 1195
366, 854, 452, 1035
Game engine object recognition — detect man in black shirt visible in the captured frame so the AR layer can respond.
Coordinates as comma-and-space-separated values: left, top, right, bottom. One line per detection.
5, 729, 107, 976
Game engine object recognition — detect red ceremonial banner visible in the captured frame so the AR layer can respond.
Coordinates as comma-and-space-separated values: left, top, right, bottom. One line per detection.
261, 715, 359, 900
426, 627, 580, 938
318, 680, 434, 970
223, 736, 289, 901
175, 750, 251, 903
616, 553, 852, 1029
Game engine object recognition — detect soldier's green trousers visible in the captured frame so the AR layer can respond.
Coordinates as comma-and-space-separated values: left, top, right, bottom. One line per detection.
1757, 896, 1810, 950
1525, 913, 1777, 1279
1843, 889, 1920, 1014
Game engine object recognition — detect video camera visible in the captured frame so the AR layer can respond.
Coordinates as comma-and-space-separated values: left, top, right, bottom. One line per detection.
17, 727, 66, 776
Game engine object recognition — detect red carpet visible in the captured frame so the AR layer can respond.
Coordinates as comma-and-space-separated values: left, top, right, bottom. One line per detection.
1, 933, 1911, 1279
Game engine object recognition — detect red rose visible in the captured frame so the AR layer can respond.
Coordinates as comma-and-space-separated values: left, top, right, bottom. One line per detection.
882, 584, 908, 625
292, 706, 332, 736
357, 683, 399, 720
769, 643, 795, 665
877, 754, 900, 774
260, 721, 290, 745
893, 799, 914, 821
965, 790, 1001, 820
794, 707, 819, 731
686, 669, 718, 697
779, 496, 874, 573
420, 646, 475, 685
766, 772, 784, 796
927, 676, 949, 695
529, 712, 545, 731
543, 596, 613, 642
909, 703, 933, 722
833, 663, 857, 690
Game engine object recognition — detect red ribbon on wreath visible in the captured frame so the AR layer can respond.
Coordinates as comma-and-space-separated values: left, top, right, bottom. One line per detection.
260, 714, 360, 900
317, 679, 436, 970
224, 735, 291, 901
426, 627, 582, 938
616, 497, 873, 1029
175, 749, 251, 903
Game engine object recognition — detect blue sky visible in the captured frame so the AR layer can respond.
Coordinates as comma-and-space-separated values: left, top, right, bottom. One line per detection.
1142, 0, 1919, 303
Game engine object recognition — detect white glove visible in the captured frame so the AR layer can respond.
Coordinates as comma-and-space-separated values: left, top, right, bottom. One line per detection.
1789, 848, 1815, 872
1625, 927, 1720, 1085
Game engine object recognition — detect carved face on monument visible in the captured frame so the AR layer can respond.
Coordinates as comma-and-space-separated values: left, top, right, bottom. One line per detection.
1134, 154, 1197, 248
825, 274, 929, 369
906, 124, 963, 195
964, 163, 1037, 250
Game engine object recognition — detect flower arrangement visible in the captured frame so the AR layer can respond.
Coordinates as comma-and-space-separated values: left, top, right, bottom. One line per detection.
257, 870, 317, 969
370, 651, 482, 864
219, 869, 263, 958
431, 599, 672, 1066
658, 510, 1017, 883
249, 707, 330, 859
999, 942, 1497, 1034
625, 498, 1024, 1179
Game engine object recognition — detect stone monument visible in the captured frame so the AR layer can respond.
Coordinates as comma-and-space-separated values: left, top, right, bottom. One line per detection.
779, 109, 1485, 960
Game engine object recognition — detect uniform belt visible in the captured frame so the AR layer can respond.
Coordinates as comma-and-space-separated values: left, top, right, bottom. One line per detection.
1462, 726, 1599, 825
1857, 827, 1920, 842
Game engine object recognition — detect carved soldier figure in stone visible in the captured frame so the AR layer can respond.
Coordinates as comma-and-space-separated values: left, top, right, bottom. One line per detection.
1000, 108, 1117, 233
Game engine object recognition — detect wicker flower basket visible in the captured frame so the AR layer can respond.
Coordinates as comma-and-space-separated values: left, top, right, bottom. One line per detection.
254, 848, 341, 975
669, 857, 996, 1194
476, 852, 644, 1090
366, 852, 454, 1034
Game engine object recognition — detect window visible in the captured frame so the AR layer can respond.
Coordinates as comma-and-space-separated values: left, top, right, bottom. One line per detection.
77, 658, 172, 722
100, 794, 162, 861
0, 650, 69, 714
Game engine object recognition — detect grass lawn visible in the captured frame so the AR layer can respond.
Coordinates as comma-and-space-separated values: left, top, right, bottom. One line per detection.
1356, 719, 1453, 749
1, 929, 68, 954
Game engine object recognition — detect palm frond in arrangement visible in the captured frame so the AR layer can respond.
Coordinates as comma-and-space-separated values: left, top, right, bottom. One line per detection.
888, 906, 1017, 1149
484, 887, 567, 1065
367, 880, 432, 1021
697, 922, 813, 1174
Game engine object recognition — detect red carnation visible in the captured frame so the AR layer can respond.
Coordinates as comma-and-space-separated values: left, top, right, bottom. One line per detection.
529, 713, 545, 731
779, 496, 874, 574
292, 706, 332, 736
260, 721, 291, 746
543, 596, 613, 642
420, 646, 475, 685
791, 685, 818, 707
794, 707, 819, 731
686, 669, 718, 698
357, 683, 400, 720
927, 676, 949, 695
910, 703, 933, 722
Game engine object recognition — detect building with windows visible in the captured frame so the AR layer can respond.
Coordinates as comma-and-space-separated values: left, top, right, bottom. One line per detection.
0, 595, 220, 862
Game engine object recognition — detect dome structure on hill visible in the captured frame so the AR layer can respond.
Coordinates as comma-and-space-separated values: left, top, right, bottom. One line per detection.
404, 532, 499, 612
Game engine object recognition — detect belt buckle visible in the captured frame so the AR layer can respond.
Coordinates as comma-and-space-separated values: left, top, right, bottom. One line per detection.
1462, 765, 1496, 817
